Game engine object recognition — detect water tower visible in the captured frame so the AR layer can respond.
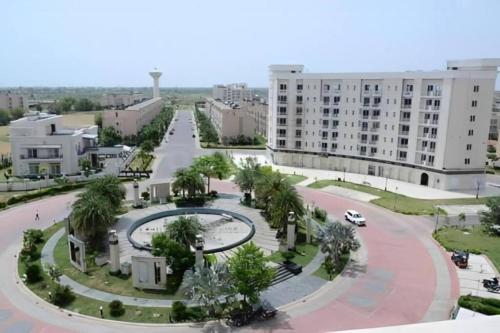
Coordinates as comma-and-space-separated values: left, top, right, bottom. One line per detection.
149, 68, 162, 98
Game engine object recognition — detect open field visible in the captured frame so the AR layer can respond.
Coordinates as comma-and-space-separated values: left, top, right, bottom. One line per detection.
308, 179, 493, 215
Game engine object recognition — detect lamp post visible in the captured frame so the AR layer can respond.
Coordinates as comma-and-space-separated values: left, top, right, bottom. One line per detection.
385, 175, 388, 192
393, 186, 399, 210
434, 207, 440, 233
287, 211, 296, 250
475, 179, 480, 199
343, 167, 346, 182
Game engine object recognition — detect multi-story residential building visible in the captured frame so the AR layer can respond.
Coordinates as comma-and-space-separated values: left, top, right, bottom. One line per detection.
488, 91, 500, 140
10, 112, 98, 177
203, 98, 257, 140
102, 97, 164, 137
102, 70, 164, 138
0, 91, 28, 111
212, 83, 253, 104
100, 92, 144, 109
241, 99, 268, 137
267, 59, 500, 190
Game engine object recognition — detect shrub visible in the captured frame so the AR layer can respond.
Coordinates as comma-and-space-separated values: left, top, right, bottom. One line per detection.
187, 306, 207, 322
25, 263, 43, 283
459, 295, 500, 315
314, 207, 327, 222
171, 301, 189, 322
26, 229, 44, 244
141, 191, 150, 201
281, 251, 295, 262
52, 285, 75, 307
108, 300, 125, 317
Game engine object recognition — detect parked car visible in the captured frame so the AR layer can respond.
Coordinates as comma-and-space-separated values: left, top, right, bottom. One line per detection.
344, 210, 366, 226
169, 131, 174, 135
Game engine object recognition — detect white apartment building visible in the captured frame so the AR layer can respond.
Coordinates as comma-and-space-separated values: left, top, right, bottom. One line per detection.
10, 112, 98, 177
0, 91, 28, 111
267, 59, 500, 190
212, 83, 253, 104
203, 98, 257, 140
241, 99, 268, 137
488, 91, 500, 140
100, 92, 144, 109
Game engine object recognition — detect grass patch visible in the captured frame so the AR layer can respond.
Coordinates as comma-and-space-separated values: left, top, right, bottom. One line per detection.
313, 253, 350, 281
308, 179, 492, 215
459, 295, 500, 315
128, 153, 154, 170
268, 242, 319, 267
61, 111, 97, 128
434, 226, 500, 271
285, 174, 307, 185
53, 235, 184, 300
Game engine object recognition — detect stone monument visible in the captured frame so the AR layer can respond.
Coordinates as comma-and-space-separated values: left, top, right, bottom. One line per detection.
133, 179, 140, 207
109, 230, 120, 274
287, 211, 296, 250
68, 235, 87, 272
195, 234, 204, 268
131, 256, 167, 290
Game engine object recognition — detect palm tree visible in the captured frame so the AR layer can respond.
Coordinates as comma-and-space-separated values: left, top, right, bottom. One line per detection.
86, 175, 125, 212
166, 215, 205, 248
193, 153, 231, 194
186, 168, 205, 197
173, 168, 190, 198
269, 183, 305, 234
173, 168, 205, 198
71, 191, 115, 243
317, 221, 359, 279
182, 264, 233, 318
254, 171, 287, 215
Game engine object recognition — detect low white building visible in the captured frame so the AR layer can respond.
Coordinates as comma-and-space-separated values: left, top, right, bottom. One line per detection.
203, 98, 257, 140
212, 83, 253, 104
10, 112, 98, 177
100, 92, 144, 109
267, 59, 500, 190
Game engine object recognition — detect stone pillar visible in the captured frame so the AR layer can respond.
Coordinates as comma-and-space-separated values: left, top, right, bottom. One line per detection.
306, 215, 312, 244
109, 230, 120, 274
133, 179, 140, 207
195, 234, 204, 268
287, 212, 296, 250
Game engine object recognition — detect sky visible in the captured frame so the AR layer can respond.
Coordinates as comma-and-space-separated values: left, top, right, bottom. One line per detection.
1, 0, 500, 87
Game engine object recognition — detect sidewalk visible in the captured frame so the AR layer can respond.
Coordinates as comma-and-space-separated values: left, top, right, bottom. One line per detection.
230, 152, 476, 200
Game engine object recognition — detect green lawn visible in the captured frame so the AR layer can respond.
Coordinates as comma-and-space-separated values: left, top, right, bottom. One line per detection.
53, 235, 184, 300
285, 174, 307, 185
308, 179, 492, 215
313, 253, 350, 281
128, 154, 154, 170
19, 223, 173, 323
201, 142, 266, 150
268, 242, 319, 267
434, 226, 500, 271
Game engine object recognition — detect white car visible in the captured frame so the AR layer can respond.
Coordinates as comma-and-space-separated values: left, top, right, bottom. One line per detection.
345, 210, 366, 226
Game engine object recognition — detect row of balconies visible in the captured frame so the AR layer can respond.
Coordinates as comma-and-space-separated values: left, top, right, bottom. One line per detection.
20, 154, 63, 160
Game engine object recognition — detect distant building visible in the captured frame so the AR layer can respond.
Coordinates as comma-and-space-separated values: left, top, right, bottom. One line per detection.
100, 92, 144, 109
240, 99, 268, 137
102, 97, 164, 137
267, 59, 500, 190
203, 98, 257, 140
488, 91, 500, 140
212, 83, 253, 104
102, 70, 164, 138
0, 91, 28, 111
10, 112, 98, 177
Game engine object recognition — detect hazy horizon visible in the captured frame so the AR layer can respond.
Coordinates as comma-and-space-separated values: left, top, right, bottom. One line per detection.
2, 0, 500, 88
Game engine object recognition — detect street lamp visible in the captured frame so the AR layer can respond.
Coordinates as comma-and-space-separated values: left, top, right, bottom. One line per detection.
343, 167, 346, 182
393, 186, 399, 210
434, 208, 440, 233
384, 174, 388, 192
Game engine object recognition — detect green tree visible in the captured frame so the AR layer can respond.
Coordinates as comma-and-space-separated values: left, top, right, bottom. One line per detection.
86, 175, 125, 212
269, 183, 305, 234
317, 221, 359, 279
172, 168, 205, 198
254, 171, 287, 215
480, 197, 500, 229
235, 157, 261, 200
166, 215, 205, 248
0, 109, 10, 126
94, 112, 103, 128
10, 107, 25, 120
151, 234, 194, 274
182, 263, 233, 318
71, 191, 115, 243
140, 140, 154, 153
228, 242, 275, 304
55, 97, 76, 113
192, 152, 230, 194
100, 127, 122, 146
74, 98, 94, 111
136, 149, 152, 170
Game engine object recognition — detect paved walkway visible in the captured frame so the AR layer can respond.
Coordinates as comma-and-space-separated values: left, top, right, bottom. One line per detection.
322, 185, 380, 202
455, 254, 500, 300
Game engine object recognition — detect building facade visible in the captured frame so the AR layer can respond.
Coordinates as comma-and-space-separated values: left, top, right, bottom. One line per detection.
100, 92, 144, 109
240, 99, 268, 137
488, 91, 500, 140
102, 97, 164, 137
10, 112, 98, 177
203, 98, 257, 140
0, 91, 28, 111
212, 83, 253, 104
267, 59, 500, 190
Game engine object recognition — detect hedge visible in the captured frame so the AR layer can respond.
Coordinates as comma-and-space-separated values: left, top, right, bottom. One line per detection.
459, 295, 500, 315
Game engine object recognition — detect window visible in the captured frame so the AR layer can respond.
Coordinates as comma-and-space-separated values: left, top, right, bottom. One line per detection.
364, 84, 370, 91
323, 96, 330, 104
465, 158, 471, 165
324, 84, 330, 91
278, 106, 287, 115
322, 131, 328, 139
297, 84, 303, 91
466, 144, 472, 150
363, 97, 370, 106
296, 107, 303, 115
333, 96, 340, 104
405, 84, 413, 92
470, 115, 476, 122
278, 118, 287, 125
323, 108, 330, 116
472, 100, 478, 107
333, 108, 339, 115
277, 129, 286, 137
331, 143, 337, 150
280, 83, 287, 90
332, 132, 338, 139
296, 118, 302, 126
403, 98, 412, 107
468, 129, 474, 136
297, 95, 303, 103
473, 85, 479, 92
295, 141, 301, 149
295, 129, 302, 138
278, 95, 287, 103
277, 139, 286, 147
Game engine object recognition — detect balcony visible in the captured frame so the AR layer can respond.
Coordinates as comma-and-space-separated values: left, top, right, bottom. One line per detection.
403, 91, 413, 97
428, 134, 437, 139
20, 154, 63, 160
362, 115, 369, 119
331, 137, 338, 141
369, 140, 378, 145
362, 90, 371, 95
425, 105, 440, 111
277, 134, 287, 138
322, 125, 329, 129
402, 104, 412, 109
370, 127, 379, 132
399, 131, 409, 136
295, 135, 302, 139
332, 101, 340, 106
321, 147, 328, 152
396, 157, 407, 161
398, 144, 408, 149
428, 148, 435, 153
278, 112, 287, 116
426, 90, 442, 97
400, 117, 411, 123
369, 152, 376, 156
295, 123, 303, 128
331, 125, 338, 129
332, 89, 341, 94
277, 144, 286, 148
361, 127, 369, 132
279, 89, 287, 94
278, 100, 287, 105
296, 100, 303, 105
371, 115, 380, 120
321, 136, 328, 141
360, 139, 367, 144
330, 148, 337, 152
322, 113, 330, 117
332, 113, 339, 117
373, 90, 382, 96
372, 103, 380, 108
360, 151, 367, 156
